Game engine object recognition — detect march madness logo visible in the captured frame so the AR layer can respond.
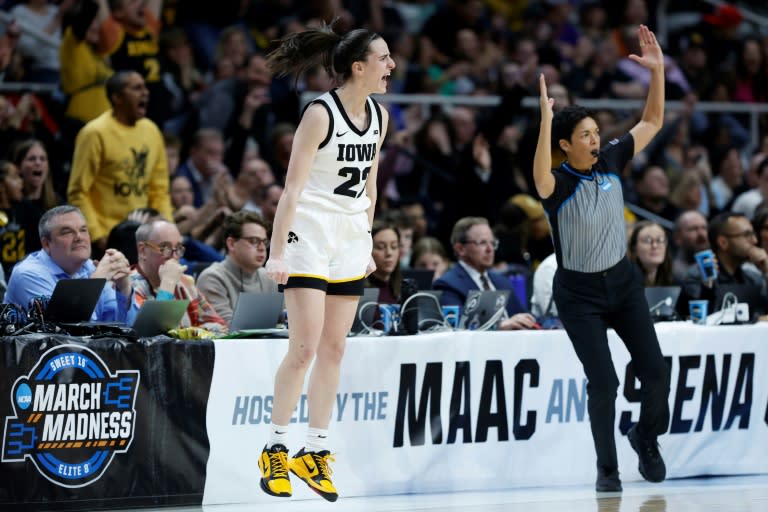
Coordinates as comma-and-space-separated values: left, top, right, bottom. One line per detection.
2, 345, 139, 487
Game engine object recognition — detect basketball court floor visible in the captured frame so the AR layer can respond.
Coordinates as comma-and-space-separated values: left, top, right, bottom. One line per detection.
101, 474, 767, 512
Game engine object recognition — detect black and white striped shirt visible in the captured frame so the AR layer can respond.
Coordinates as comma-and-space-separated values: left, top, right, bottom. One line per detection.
542, 134, 634, 273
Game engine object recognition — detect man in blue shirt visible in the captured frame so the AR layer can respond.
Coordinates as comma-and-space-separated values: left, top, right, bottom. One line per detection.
5, 205, 132, 321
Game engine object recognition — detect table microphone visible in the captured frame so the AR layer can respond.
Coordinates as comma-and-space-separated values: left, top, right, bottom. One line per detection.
649, 296, 672, 316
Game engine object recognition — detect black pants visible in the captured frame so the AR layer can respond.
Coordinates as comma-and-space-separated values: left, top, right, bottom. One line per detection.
553, 256, 670, 473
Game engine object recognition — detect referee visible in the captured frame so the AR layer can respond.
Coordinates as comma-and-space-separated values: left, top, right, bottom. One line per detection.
533, 25, 669, 493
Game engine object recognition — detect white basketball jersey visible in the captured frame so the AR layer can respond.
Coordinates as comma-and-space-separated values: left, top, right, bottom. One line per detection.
298, 89, 382, 214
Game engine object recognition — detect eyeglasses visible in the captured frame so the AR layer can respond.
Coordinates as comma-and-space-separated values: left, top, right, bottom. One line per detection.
238, 236, 270, 248
462, 239, 499, 250
723, 230, 756, 240
144, 241, 186, 258
638, 236, 667, 246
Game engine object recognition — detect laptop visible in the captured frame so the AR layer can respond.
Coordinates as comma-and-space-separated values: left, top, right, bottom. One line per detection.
229, 292, 285, 333
458, 290, 510, 331
399, 291, 445, 334
644, 286, 682, 321
402, 269, 435, 290
350, 288, 380, 336
714, 283, 765, 318
131, 299, 190, 337
44, 278, 107, 323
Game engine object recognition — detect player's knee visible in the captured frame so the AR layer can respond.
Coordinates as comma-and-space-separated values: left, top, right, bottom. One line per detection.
316, 341, 345, 366
288, 346, 317, 370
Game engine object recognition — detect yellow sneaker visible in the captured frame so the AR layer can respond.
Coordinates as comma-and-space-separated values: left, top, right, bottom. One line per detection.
289, 448, 338, 502
258, 444, 292, 497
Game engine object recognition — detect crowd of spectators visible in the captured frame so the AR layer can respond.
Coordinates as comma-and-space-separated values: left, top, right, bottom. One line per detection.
0, 0, 767, 332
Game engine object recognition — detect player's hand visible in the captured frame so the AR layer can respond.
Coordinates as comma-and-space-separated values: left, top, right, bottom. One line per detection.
265, 258, 289, 284
539, 74, 554, 120
365, 256, 376, 277
629, 24, 663, 72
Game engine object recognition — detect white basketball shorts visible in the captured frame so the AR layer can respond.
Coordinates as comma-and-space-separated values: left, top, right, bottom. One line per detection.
282, 205, 371, 295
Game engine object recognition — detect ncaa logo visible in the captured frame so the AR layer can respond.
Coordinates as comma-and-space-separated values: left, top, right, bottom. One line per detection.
2, 345, 140, 488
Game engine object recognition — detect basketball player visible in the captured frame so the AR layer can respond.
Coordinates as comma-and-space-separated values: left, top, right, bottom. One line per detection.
533, 25, 670, 492
257, 24, 393, 502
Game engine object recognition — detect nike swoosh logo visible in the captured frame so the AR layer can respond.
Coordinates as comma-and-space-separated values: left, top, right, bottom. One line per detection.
304, 458, 319, 476
260, 453, 271, 477
336, 131, 348, 137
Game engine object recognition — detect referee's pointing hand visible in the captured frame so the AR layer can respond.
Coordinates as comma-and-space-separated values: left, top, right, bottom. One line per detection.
539, 73, 554, 120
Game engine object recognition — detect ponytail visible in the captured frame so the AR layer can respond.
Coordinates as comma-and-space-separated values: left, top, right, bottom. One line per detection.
267, 23, 340, 83
267, 22, 381, 85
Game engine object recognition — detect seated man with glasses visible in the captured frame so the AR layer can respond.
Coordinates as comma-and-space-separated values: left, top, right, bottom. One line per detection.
433, 216, 539, 330
682, 212, 768, 314
128, 220, 227, 333
5, 205, 133, 321
196, 211, 278, 323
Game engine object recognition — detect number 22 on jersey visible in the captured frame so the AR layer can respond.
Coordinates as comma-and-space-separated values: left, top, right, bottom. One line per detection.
334, 166, 371, 198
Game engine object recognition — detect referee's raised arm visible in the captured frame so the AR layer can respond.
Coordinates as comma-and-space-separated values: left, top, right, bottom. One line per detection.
629, 24, 665, 155
533, 73, 555, 199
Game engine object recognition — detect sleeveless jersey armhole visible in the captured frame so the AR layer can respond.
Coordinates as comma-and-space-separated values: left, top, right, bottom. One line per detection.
301, 99, 334, 150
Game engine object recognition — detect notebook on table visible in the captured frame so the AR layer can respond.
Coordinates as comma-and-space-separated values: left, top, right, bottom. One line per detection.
458, 290, 510, 331
228, 292, 287, 337
131, 299, 190, 337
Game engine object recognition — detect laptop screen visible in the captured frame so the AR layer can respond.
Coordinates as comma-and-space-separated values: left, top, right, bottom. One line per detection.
458, 290, 510, 330
229, 292, 285, 332
44, 278, 107, 323
714, 284, 766, 316
350, 288, 380, 335
399, 291, 445, 334
131, 300, 190, 337
402, 269, 435, 290
644, 286, 682, 320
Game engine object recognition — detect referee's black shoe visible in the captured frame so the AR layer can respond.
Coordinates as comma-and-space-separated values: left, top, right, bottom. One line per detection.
595, 467, 622, 492
628, 424, 666, 482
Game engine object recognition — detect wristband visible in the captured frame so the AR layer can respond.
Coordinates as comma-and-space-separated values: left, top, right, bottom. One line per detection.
156, 289, 174, 301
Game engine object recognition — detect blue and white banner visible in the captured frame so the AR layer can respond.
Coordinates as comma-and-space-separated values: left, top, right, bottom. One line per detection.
203, 322, 768, 505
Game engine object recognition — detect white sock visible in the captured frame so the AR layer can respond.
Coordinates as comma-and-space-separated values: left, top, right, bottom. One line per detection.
267, 423, 289, 449
305, 427, 329, 453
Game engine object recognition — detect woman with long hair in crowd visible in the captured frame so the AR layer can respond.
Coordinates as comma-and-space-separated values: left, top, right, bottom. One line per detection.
627, 220, 675, 287
365, 219, 402, 303
11, 138, 60, 213
0, 159, 42, 277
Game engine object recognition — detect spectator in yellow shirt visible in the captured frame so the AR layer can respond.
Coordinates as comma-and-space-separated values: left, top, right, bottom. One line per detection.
67, 70, 172, 259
